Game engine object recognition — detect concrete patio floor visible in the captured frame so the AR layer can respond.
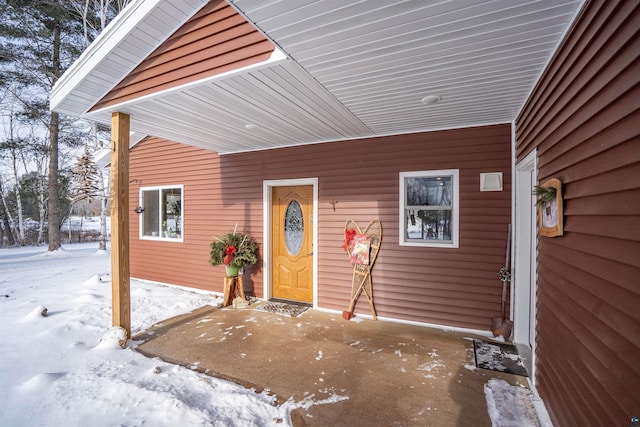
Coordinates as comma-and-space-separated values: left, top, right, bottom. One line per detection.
134, 302, 531, 426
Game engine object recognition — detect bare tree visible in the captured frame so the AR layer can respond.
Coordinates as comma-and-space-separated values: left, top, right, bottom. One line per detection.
0, 175, 17, 246
0, 101, 27, 245
1, 0, 86, 251
1, 0, 130, 249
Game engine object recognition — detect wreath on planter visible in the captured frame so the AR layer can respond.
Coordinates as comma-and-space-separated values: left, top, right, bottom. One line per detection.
209, 226, 258, 271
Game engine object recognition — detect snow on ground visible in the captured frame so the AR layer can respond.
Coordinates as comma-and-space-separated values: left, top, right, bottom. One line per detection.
484, 379, 550, 427
0, 243, 294, 426
61, 215, 108, 232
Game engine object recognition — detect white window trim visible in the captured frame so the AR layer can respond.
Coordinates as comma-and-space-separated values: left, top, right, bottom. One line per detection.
139, 184, 184, 242
399, 169, 459, 248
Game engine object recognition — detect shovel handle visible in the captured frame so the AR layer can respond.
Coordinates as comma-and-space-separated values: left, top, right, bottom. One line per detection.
501, 280, 508, 318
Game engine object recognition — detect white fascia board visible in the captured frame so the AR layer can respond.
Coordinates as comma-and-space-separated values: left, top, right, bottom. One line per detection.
93, 148, 112, 168
51, 0, 161, 113
95, 132, 148, 168
86, 47, 289, 118
51, 0, 205, 116
129, 131, 148, 148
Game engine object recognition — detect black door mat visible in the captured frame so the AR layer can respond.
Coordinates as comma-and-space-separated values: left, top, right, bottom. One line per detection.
473, 339, 528, 377
255, 301, 310, 317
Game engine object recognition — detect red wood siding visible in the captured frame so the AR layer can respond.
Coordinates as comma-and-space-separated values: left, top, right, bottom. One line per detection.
515, 1, 640, 425
93, 0, 274, 111
128, 137, 229, 292
129, 124, 512, 332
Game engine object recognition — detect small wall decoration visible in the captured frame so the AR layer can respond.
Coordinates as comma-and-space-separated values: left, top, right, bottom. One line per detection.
535, 178, 563, 237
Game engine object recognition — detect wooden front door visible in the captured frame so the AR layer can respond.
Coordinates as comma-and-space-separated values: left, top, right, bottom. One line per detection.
271, 185, 313, 303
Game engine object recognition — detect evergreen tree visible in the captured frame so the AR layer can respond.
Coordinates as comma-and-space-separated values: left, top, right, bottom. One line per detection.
70, 144, 101, 203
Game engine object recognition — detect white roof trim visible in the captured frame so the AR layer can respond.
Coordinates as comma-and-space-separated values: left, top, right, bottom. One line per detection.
51, 0, 161, 113
50, 0, 207, 116
87, 47, 289, 117
95, 132, 148, 167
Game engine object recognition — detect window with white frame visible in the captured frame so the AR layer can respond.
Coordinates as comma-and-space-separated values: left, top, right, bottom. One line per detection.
399, 170, 459, 248
140, 185, 183, 240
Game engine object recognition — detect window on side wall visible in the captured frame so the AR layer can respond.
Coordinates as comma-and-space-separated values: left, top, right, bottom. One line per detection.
140, 185, 183, 241
399, 170, 459, 248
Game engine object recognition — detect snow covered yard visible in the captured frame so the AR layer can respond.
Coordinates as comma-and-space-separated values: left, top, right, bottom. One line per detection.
0, 243, 294, 426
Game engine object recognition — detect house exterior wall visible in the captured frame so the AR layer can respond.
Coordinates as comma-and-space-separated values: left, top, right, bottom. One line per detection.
128, 137, 225, 290
129, 124, 512, 332
93, 0, 274, 111
515, 1, 640, 425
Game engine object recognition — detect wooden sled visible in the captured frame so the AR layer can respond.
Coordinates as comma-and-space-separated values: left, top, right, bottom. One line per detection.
343, 219, 382, 320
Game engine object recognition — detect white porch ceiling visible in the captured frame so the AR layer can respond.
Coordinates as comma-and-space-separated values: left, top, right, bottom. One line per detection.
52, 0, 585, 154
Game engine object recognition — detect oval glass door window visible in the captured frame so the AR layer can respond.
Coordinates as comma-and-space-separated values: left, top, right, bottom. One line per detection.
284, 200, 303, 255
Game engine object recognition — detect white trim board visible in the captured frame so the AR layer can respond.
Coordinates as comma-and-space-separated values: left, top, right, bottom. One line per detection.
262, 178, 319, 307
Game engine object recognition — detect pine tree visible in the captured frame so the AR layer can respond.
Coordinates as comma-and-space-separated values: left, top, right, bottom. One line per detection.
70, 144, 102, 203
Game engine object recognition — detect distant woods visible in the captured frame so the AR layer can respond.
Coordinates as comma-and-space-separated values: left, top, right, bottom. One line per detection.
0, 0, 131, 248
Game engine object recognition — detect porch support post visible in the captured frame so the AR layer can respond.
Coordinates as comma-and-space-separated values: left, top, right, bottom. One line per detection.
110, 112, 131, 338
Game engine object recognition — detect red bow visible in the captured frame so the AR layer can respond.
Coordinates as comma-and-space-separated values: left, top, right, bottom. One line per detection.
342, 228, 357, 252
223, 245, 237, 266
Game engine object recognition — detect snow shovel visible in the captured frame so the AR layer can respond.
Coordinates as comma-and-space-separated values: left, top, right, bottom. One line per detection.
492, 224, 513, 339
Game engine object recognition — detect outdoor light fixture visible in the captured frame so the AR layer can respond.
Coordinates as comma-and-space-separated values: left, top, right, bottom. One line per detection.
134, 206, 144, 214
